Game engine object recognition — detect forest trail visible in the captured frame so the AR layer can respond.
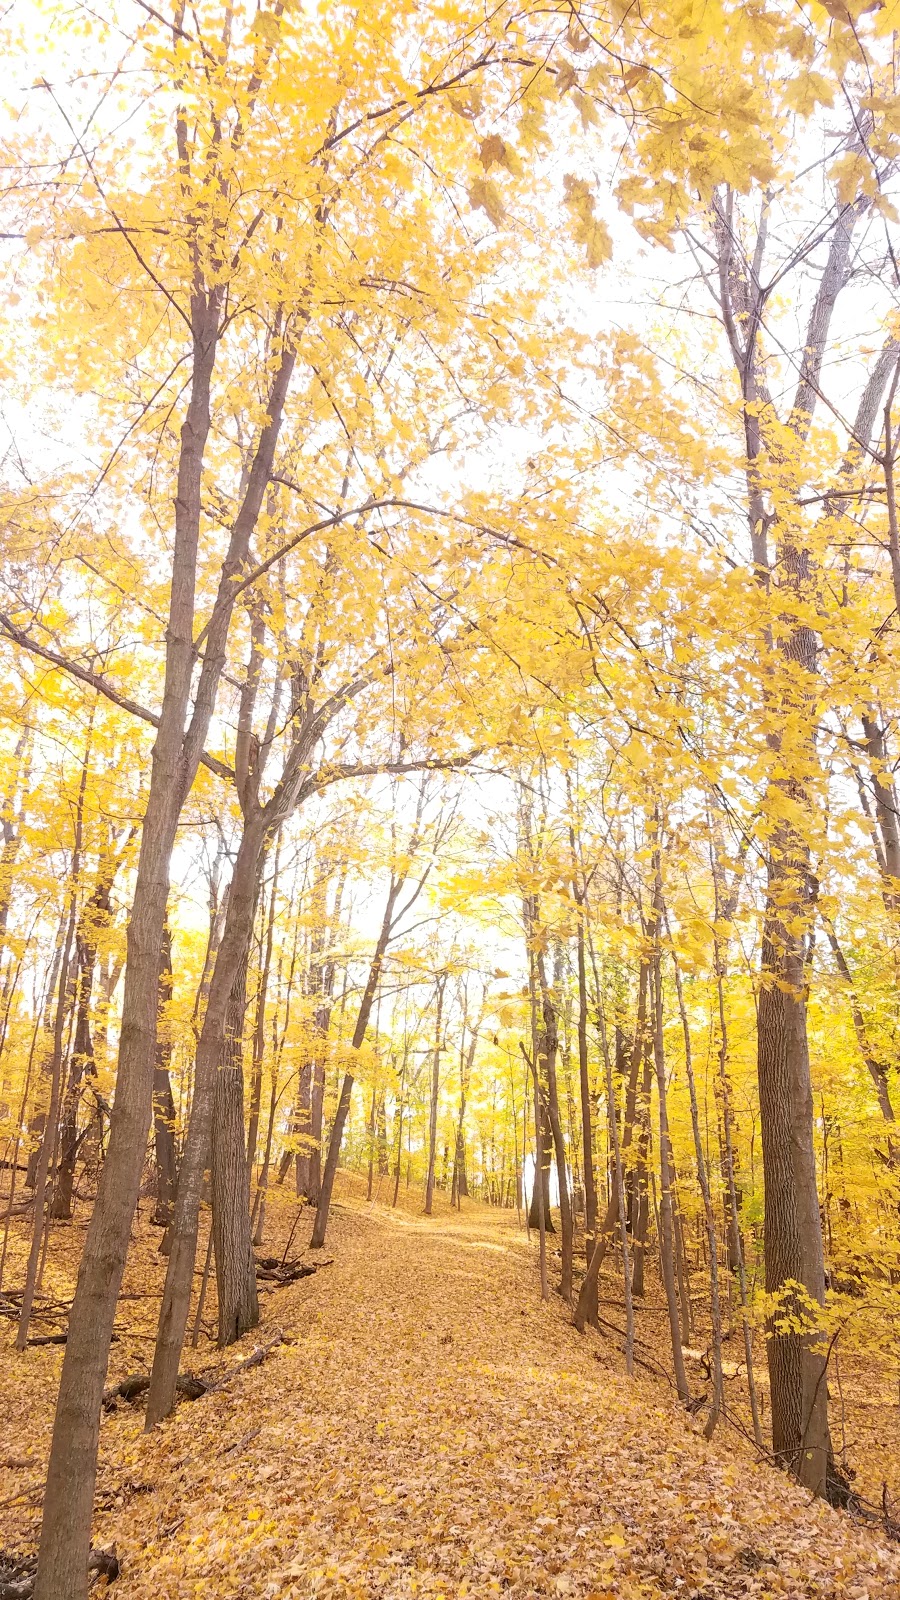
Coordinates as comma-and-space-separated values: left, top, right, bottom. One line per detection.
4, 1196, 900, 1599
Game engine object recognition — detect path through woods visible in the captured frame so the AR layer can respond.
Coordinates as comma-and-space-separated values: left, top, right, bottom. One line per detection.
3, 1199, 900, 1598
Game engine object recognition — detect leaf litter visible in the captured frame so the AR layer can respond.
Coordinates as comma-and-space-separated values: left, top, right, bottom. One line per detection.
2, 1192, 899, 1598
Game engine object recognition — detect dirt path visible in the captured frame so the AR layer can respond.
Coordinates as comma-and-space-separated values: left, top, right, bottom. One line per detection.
4, 1197, 899, 1597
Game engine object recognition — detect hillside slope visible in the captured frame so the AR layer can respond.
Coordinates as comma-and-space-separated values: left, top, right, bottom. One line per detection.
3, 1199, 898, 1598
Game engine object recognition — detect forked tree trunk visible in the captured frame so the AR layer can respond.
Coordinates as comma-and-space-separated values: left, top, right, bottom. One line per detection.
707, 153, 875, 1499
146, 809, 267, 1425
309, 805, 436, 1250
309, 875, 403, 1250
35, 306, 293, 1598
573, 960, 647, 1333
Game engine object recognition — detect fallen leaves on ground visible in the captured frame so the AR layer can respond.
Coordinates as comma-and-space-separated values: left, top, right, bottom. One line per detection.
2, 1190, 900, 1598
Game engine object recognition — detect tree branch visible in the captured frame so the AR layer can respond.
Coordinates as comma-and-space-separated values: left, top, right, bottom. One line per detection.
0, 612, 234, 782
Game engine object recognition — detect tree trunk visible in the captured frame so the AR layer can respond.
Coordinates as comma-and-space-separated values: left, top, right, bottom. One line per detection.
212, 963, 259, 1346
650, 940, 689, 1403
293, 1055, 314, 1198
575, 907, 597, 1266
16, 886, 78, 1346
366, 1082, 377, 1201
52, 862, 112, 1221
573, 960, 647, 1332
526, 1093, 555, 1231
377, 1092, 390, 1178
145, 810, 267, 1425
35, 307, 293, 1598
536, 948, 573, 1302
758, 863, 830, 1493
629, 1043, 652, 1299
669, 930, 724, 1437
424, 974, 446, 1217
523, 1045, 549, 1301
24, 915, 68, 1189
152, 927, 178, 1232
246, 848, 278, 1175
251, 1071, 279, 1248
309, 873, 403, 1250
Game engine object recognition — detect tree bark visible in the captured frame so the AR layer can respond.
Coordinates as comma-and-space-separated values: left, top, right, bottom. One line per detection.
649, 929, 689, 1403
573, 960, 647, 1332
575, 906, 597, 1265
52, 842, 115, 1221
246, 846, 278, 1175
758, 868, 830, 1493
212, 962, 259, 1346
536, 947, 573, 1302
145, 809, 267, 1425
424, 974, 446, 1216
309, 882, 401, 1248
35, 295, 294, 1596
151, 928, 178, 1232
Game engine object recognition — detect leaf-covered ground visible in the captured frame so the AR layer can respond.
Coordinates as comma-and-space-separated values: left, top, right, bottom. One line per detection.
2, 1192, 899, 1598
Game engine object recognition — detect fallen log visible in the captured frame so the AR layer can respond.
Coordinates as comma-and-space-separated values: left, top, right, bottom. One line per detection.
0, 1546, 118, 1598
255, 1255, 332, 1285
102, 1373, 207, 1410
26, 1332, 119, 1348
102, 1333, 284, 1412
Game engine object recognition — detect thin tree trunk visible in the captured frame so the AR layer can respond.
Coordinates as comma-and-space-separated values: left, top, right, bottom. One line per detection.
573, 960, 647, 1332
630, 1042, 652, 1299
575, 909, 597, 1261
152, 927, 178, 1232
523, 1044, 548, 1301
392, 1047, 408, 1208
251, 1065, 279, 1247
52, 816, 116, 1220
668, 930, 724, 1437
589, 937, 634, 1374
366, 1081, 378, 1202
17, 857, 81, 1346
246, 843, 279, 1174
309, 882, 402, 1249
212, 961, 259, 1346
424, 974, 446, 1217
24, 913, 68, 1189
649, 925, 690, 1403
536, 947, 573, 1302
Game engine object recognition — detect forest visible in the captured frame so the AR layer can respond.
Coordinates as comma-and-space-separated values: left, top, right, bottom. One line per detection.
1, 0, 900, 1596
